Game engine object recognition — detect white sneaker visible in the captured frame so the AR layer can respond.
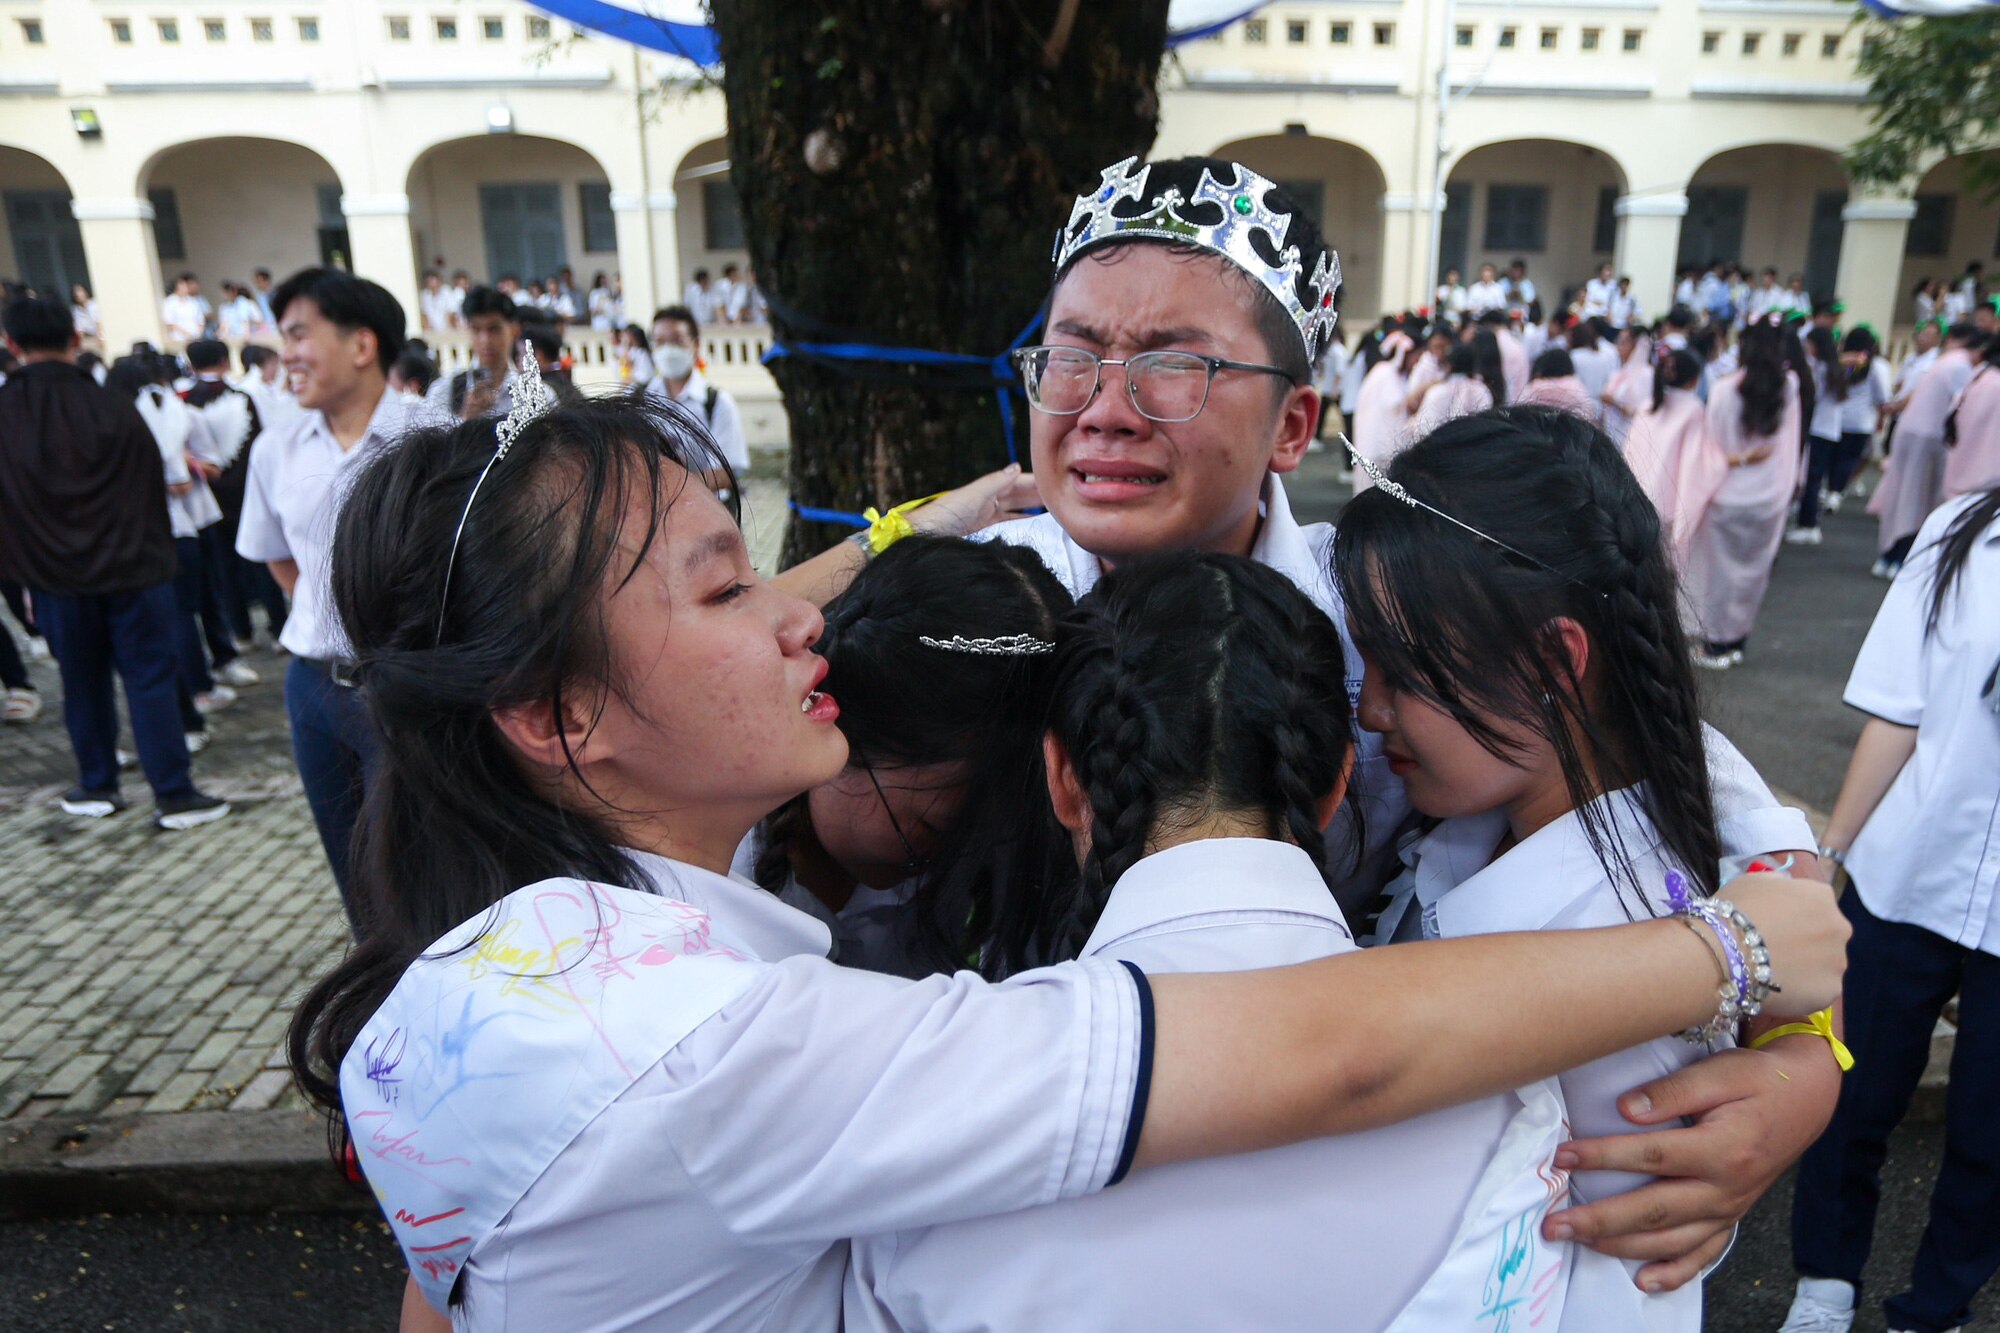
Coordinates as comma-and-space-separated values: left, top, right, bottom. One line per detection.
193, 684, 238, 713
215, 660, 260, 687
1778, 1277, 1856, 1333
1823, 491, 1844, 513
116, 748, 138, 770
1785, 526, 1824, 546
2, 687, 39, 722
185, 731, 210, 755
27, 636, 50, 660
1692, 649, 1736, 671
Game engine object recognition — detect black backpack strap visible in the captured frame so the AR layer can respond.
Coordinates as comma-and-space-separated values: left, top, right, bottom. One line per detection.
703, 385, 718, 427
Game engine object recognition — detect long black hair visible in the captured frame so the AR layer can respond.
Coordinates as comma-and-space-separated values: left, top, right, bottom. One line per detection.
1652, 347, 1703, 413
751, 535, 1077, 978
1806, 325, 1849, 404
288, 396, 731, 1119
1463, 329, 1507, 406
1046, 552, 1355, 959
1738, 321, 1789, 439
1334, 406, 1721, 909
1926, 487, 2000, 637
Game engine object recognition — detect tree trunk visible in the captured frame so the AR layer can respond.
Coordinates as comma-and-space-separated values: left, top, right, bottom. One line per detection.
709, 0, 1172, 564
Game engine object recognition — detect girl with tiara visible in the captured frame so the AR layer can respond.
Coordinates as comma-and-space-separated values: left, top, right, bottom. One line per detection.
741, 535, 1074, 979
302, 385, 1844, 1330
1337, 407, 1845, 1332
846, 552, 1573, 1331
1686, 319, 1802, 669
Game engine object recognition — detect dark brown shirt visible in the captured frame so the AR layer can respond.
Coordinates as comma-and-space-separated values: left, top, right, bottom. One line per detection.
0, 360, 176, 595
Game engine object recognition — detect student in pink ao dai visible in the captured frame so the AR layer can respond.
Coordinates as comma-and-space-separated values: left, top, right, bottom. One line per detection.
1351, 332, 1417, 492
1943, 341, 2000, 500
1624, 348, 1728, 576
1684, 323, 1802, 663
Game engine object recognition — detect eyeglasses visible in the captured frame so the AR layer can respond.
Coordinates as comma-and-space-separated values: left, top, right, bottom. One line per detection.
1010, 345, 1297, 423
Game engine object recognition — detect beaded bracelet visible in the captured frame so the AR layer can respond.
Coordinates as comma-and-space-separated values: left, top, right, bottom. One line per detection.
1665, 871, 1776, 1044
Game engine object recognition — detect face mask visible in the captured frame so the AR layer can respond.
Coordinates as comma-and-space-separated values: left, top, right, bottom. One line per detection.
656, 344, 696, 379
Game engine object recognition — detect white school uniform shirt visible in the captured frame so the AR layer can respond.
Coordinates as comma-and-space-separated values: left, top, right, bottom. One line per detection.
1466, 279, 1509, 315
1571, 342, 1619, 400
423, 366, 519, 420
237, 387, 441, 660
1844, 495, 2000, 955
848, 837, 1572, 1333
1609, 290, 1643, 329
648, 367, 750, 472
1897, 346, 1941, 402
1433, 282, 1468, 318
684, 281, 722, 326
1583, 276, 1617, 318
343, 850, 1149, 1327
1841, 358, 1894, 436
1371, 790, 1749, 1333
419, 286, 457, 332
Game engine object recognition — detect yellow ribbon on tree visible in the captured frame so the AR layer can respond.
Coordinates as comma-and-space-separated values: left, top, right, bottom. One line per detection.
1748, 1007, 1855, 1072
862, 492, 950, 556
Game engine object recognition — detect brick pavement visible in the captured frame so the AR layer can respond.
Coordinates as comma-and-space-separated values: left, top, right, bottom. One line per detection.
0, 639, 345, 1125
0, 473, 789, 1134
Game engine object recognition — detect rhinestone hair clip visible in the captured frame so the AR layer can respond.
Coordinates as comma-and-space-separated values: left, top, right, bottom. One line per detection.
1338, 434, 1603, 596
1054, 157, 1341, 360
434, 351, 559, 644
919, 633, 1055, 656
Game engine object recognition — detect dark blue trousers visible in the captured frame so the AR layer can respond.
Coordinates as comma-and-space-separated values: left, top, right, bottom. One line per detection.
171, 536, 216, 696
286, 657, 376, 932
33, 582, 194, 800
1797, 432, 1872, 529
1792, 890, 2000, 1333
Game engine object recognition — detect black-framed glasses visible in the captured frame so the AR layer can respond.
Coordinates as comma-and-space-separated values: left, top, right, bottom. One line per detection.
1010, 345, 1298, 423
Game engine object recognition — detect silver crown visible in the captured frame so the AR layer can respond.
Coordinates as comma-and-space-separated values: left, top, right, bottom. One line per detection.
1054, 157, 1341, 360
495, 349, 557, 457
918, 633, 1054, 656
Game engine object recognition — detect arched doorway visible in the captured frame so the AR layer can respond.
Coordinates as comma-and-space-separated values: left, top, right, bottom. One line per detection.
1684, 144, 1849, 299
0, 146, 88, 297
1442, 139, 1628, 315
140, 137, 346, 291
673, 138, 744, 305
407, 134, 614, 288
1897, 153, 1999, 324
1211, 134, 1388, 325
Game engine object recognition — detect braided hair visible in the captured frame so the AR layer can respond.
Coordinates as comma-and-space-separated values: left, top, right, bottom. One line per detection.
1046, 553, 1355, 959
1334, 406, 1722, 910
750, 536, 1077, 978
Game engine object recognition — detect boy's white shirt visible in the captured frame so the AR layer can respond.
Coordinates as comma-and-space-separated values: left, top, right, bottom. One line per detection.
978, 473, 1813, 906
846, 837, 1574, 1333
1369, 788, 1771, 1333
342, 851, 1147, 1329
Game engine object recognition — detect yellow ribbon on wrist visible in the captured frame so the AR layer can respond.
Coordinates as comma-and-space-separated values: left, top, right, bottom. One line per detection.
861, 492, 949, 556
1748, 1007, 1855, 1072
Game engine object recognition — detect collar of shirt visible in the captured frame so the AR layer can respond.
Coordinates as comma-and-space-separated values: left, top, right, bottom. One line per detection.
301, 384, 427, 455
1408, 788, 1664, 941
1081, 837, 1348, 957
666, 366, 711, 403
624, 847, 832, 962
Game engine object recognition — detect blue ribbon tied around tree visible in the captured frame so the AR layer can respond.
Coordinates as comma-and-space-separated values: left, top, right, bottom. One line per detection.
765, 311, 1044, 528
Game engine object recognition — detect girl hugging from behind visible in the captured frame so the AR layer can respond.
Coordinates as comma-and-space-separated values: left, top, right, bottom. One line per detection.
1337, 405, 1736, 1332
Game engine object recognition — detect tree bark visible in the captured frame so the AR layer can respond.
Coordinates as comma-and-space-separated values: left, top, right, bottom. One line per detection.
709, 0, 1171, 563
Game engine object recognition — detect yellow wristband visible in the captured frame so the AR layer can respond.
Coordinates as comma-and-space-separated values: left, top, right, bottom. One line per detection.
861, 491, 950, 556
1747, 1007, 1855, 1072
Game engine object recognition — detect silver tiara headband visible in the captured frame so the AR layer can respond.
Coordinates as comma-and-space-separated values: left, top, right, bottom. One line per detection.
919, 633, 1054, 656
1055, 157, 1341, 361
435, 351, 559, 644
1338, 435, 1603, 596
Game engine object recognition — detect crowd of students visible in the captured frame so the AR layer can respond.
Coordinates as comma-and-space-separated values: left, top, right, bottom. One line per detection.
1332, 292, 2000, 671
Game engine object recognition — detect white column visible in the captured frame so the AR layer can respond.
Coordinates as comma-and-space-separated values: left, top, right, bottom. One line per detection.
1613, 193, 1688, 324
1380, 191, 1442, 316
340, 193, 422, 336
70, 198, 166, 350
1836, 196, 1918, 337
647, 189, 680, 317
609, 189, 658, 328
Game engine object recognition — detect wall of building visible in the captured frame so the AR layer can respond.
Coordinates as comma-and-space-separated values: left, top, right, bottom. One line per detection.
1211, 134, 1388, 323
1445, 139, 1622, 306
0, 147, 74, 291
671, 135, 750, 295
1898, 155, 2000, 322
407, 135, 614, 285
1686, 144, 1849, 278
145, 137, 340, 294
